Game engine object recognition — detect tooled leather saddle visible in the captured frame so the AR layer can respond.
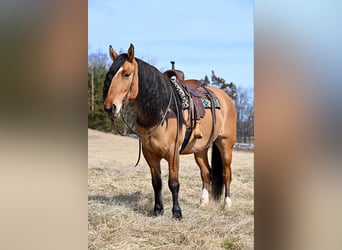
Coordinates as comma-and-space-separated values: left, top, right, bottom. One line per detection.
163, 63, 219, 122
163, 62, 219, 151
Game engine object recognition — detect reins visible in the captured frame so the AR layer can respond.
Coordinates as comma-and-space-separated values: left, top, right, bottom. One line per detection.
110, 62, 182, 168
171, 86, 181, 168
120, 84, 173, 140
114, 75, 175, 167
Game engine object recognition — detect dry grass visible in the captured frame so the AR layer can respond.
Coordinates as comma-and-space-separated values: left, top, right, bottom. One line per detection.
88, 129, 254, 249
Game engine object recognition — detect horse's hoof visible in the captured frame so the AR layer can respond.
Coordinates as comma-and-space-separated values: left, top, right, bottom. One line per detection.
152, 208, 164, 217
200, 188, 209, 206
172, 209, 182, 220
223, 197, 232, 210
172, 213, 182, 220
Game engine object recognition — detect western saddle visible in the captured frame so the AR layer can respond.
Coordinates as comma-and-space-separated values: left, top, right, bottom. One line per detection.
163, 61, 217, 139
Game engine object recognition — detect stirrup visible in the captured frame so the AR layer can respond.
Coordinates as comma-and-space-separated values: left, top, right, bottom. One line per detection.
194, 122, 203, 139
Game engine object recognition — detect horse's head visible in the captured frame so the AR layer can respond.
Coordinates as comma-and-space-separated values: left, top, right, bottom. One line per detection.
103, 44, 138, 117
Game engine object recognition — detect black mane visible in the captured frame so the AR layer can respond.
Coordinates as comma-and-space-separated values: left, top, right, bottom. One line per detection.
135, 58, 184, 128
103, 55, 184, 129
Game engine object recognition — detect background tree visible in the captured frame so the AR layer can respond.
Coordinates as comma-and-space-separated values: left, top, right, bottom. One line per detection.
201, 75, 210, 86
87, 53, 254, 146
88, 52, 112, 132
201, 70, 254, 145
201, 70, 237, 101
235, 86, 254, 144
88, 52, 108, 110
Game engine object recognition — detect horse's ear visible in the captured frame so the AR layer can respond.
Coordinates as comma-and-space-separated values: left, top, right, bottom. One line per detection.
127, 43, 134, 62
109, 45, 118, 61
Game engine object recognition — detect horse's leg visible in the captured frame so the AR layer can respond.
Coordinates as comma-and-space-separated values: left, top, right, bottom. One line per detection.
216, 138, 234, 210
194, 149, 211, 206
167, 151, 182, 219
142, 148, 164, 216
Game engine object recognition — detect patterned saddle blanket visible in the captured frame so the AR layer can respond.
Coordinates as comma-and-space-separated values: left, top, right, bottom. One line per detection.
171, 78, 220, 120
172, 78, 219, 106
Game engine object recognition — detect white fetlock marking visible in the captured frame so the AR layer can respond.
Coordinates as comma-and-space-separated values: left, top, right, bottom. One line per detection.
200, 188, 209, 205
224, 197, 232, 209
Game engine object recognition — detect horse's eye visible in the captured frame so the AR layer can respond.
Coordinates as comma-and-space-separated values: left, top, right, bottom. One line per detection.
124, 73, 131, 78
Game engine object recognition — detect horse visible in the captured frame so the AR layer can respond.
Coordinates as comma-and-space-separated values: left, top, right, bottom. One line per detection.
103, 44, 236, 219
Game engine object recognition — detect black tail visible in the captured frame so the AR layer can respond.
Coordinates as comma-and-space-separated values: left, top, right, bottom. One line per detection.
211, 143, 224, 201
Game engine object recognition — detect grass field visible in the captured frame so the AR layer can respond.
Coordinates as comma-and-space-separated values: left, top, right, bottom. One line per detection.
88, 129, 254, 249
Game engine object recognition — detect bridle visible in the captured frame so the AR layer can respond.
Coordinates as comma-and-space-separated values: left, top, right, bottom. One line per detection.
112, 63, 177, 167
121, 64, 136, 106
119, 80, 173, 140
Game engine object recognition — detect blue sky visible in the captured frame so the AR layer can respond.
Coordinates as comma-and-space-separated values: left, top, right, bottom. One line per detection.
88, 0, 253, 88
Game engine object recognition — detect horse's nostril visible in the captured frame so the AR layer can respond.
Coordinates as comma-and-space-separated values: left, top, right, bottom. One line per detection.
103, 106, 112, 114
103, 104, 117, 115
112, 104, 117, 112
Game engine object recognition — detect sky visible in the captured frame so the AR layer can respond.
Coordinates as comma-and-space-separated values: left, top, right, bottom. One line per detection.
88, 0, 253, 89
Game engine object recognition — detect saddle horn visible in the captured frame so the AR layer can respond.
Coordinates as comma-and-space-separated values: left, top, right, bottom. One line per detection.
170, 61, 175, 70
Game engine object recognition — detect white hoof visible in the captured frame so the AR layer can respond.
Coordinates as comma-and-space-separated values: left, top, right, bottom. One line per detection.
200, 188, 209, 206
223, 197, 232, 210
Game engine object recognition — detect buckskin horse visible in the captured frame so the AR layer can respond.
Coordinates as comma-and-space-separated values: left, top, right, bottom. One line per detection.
103, 44, 236, 219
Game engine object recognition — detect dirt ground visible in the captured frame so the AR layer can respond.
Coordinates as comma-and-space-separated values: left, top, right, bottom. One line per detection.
88, 129, 254, 249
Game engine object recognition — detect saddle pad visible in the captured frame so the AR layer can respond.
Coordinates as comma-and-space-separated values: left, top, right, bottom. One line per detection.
177, 96, 220, 110
171, 79, 220, 109
201, 97, 220, 109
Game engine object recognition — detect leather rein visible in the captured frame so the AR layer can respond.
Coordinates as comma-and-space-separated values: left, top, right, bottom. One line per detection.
113, 66, 177, 167
119, 74, 173, 140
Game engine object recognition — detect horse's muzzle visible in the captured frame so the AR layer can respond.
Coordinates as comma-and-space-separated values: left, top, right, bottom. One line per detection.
103, 105, 113, 114
103, 104, 120, 117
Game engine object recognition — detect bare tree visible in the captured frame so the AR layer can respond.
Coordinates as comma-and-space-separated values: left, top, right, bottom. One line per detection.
235, 86, 254, 144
